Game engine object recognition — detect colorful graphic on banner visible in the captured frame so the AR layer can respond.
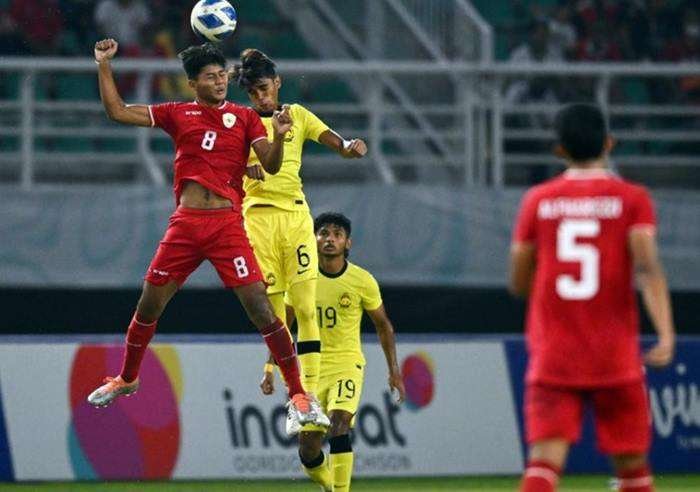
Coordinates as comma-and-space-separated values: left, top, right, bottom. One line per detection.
401, 352, 435, 410
68, 345, 182, 479
0, 381, 14, 481
504, 339, 700, 473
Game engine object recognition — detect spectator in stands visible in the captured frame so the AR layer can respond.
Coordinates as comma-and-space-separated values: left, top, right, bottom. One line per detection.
505, 21, 563, 109
94, 0, 150, 55
575, 20, 624, 61
548, 3, 577, 60
0, 4, 27, 55
663, 7, 700, 102
10, 0, 64, 54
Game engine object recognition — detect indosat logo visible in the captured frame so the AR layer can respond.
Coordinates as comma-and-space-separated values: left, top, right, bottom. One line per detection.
68, 346, 182, 479
401, 352, 435, 411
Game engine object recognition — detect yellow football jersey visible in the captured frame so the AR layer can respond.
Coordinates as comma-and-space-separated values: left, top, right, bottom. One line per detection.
313, 261, 383, 366
243, 104, 329, 213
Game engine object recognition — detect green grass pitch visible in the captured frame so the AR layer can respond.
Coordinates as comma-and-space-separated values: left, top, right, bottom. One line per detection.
0, 475, 698, 491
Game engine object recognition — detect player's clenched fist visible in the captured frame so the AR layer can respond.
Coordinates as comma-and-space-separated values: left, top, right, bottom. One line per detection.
94, 38, 118, 63
272, 104, 293, 136
260, 370, 275, 395
342, 138, 368, 158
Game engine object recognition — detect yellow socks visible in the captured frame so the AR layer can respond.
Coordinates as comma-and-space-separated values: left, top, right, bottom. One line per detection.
329, 434, 354, 491
301, 451, 332, 490
287, 281, 321, 394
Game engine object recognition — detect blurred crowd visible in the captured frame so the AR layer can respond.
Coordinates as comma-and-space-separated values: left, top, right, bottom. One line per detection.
503, 0, 700, 103
505, 0, 699, 63
0, 0, 201, 57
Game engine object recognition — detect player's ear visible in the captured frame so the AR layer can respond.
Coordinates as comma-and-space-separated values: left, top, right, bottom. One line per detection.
603, 135, 615, 154
187, 78, 197, 91
553, 143, 569, 160
346, 237, 352, 251
274, 76, 282, 89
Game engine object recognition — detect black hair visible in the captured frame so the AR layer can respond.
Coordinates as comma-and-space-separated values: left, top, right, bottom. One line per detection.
178, 43, 226, 80
231, 48, 277, 90
315, 212, 352, 237
554, 103, 608, 162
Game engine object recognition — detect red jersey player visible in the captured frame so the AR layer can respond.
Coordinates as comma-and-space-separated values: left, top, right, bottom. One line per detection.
510, 104, 675, 492
86, 39, 328, 431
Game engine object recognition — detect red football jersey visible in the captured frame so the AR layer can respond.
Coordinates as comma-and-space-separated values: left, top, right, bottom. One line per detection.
513, 169, 656, 387
148, 101, 267, 206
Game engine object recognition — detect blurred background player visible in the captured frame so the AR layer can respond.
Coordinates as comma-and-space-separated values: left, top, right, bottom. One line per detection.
260, 212, 406, 492
86, 39, 327, 429
510, 103, 676, 492
231, 49, 367, 400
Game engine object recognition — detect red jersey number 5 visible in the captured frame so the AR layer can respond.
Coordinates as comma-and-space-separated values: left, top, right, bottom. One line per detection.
556, 219, 600, 300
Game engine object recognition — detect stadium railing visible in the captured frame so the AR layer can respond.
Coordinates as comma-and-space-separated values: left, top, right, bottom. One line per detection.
1, 58, 699, 188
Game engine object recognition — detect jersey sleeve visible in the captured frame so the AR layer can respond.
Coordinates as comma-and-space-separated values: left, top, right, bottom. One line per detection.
299, 105, 330, 143
512, 188, 539, 244
361, 272, 383, 312
148, 102, 178, 135
628, 186, 657, 232
247, 109, 268, 146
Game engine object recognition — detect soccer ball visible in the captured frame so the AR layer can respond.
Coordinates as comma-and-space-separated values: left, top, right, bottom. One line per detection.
190, 0, 238, 43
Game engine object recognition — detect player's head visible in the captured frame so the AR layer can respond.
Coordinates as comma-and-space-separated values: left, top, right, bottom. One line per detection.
231, 49, 281, 113
178, 43, 228, 105
315, 212, 352, 259
554, 103, 614, 166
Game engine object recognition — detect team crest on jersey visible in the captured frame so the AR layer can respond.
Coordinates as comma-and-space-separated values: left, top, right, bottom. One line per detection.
339, 292, 352, 308
284, 128, 294, 142
266, 273, 277, 287
223, 113, 236, 128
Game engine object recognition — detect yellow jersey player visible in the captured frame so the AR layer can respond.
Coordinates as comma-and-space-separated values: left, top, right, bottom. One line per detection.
260, 212, 406, 492
231, 50, 367, 400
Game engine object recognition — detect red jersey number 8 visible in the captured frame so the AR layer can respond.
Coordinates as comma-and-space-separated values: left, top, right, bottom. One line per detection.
556, 219, 600, 300
201, 131, 217, 151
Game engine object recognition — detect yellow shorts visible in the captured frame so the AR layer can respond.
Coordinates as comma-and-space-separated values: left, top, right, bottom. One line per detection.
303, 362, 365, 432
244, 207, 318, 295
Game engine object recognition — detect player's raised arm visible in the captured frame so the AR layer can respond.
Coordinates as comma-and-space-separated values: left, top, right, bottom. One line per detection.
251, 105, 291, 175
318, 130, 367, 159
630, 228, 676, 367
366, 305, 405, 403
94, 39, 152, 127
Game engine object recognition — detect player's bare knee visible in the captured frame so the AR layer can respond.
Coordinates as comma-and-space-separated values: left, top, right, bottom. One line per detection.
328, 413, 352, 437
612, 453, 647, 472
298, 431, 324, 462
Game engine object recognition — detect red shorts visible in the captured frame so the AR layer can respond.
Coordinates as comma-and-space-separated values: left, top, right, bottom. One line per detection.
145, 206, 263, 288
524, 380, 651, 455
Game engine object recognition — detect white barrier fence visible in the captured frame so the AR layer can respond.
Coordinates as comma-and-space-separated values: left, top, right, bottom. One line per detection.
1, 59, 700, 188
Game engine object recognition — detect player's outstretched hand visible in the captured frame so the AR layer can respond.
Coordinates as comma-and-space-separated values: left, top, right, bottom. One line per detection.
644, 339, 675, 368
94, 38, 118, 63
272, 104, 293, 136
246, 164, 265, 181
342, 138, 368, 158
388, 370, 406, 404
260, 371, 275, 395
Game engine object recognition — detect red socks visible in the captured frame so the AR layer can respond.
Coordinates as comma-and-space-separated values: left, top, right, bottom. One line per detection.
617, 465, 654, 492
260, 318, 304, 397
119, 313, 157, 383
520, 460, 561, 492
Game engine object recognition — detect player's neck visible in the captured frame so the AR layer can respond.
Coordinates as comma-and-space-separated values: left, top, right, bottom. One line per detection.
195, 97, 226, 108
319, 257, 347, 277
566, 157, 606, 170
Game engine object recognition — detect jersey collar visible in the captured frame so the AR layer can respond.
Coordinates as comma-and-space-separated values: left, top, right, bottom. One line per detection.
320, 261, 348, 279
194, 99, 229, 109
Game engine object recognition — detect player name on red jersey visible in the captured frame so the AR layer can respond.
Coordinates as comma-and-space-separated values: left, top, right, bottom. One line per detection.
537, 197, 622, 220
